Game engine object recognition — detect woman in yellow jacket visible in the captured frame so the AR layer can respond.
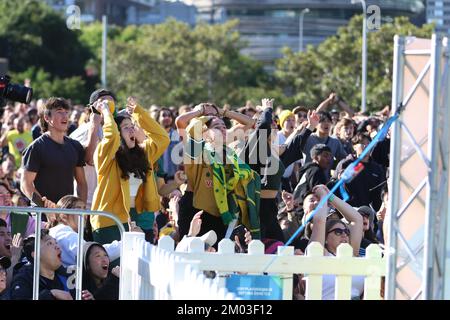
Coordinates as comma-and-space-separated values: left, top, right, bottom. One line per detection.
91, 97, 170, 244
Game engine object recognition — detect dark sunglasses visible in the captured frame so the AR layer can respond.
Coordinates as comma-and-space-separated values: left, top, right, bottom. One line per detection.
327, 227, 350, 236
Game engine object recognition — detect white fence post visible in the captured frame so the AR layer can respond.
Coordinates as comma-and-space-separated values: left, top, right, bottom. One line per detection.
364, 244, 384, 300
217, 239, 235, 287
277, 246, 294, 300
159, 235, 175, 252
119, 231, 145, 300
335, 244, 353, 300
305, 242, 324, 300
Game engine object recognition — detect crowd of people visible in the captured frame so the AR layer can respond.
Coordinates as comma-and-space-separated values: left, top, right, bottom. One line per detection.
0, 85, 392, 300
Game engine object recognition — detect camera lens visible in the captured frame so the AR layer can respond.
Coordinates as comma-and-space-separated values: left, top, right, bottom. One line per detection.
5, 83, 33, 104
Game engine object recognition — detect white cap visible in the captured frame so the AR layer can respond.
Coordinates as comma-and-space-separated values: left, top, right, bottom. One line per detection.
200, 230, 217, 248
175, 230, 218, 252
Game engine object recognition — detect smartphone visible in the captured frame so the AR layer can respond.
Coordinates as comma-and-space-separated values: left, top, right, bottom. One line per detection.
90, 104, 100, 115
230, 224, 247, 250
32, 192, 44, 207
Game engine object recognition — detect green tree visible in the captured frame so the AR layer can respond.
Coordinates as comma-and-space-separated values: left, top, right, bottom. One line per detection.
0, 0, 93, 102
107, 19, 270, 107
11, 67, 86, 103
275, 16, 434, 112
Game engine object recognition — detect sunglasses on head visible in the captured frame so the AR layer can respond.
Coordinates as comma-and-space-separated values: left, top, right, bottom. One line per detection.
327, 227, 350, 237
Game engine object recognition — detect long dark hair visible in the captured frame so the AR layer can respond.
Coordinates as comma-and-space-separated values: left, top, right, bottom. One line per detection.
82, 243, 107, 291
114, 115, 150, 182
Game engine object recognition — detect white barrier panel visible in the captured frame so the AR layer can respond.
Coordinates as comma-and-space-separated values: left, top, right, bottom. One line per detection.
121, 233, 386, 300
120, 233, 237, 300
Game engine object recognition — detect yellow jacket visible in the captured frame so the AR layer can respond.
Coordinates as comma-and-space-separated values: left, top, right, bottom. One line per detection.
90, 105, 170, 230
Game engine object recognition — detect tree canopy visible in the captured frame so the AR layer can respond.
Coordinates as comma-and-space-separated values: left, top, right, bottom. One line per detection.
106, 19, 268, 107
275, 15, 434, 112
0, 0, 92, 103
0, 1, 435, 110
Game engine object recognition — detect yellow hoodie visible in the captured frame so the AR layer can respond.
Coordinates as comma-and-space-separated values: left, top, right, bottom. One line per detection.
90, 105, 170, 230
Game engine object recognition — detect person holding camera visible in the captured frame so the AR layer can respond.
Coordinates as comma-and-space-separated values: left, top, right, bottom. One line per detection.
90, 96, 170, 244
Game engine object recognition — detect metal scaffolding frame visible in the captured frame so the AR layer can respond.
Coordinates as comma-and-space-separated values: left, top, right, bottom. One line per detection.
386, 34, 450, 300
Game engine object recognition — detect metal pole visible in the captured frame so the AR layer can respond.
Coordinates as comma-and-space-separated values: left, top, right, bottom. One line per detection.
32, 211, 42, 300
299, 8, 310, 52
361, 0, 367, 113
423, 34, 441, 300
101, 15, 108, 88
0, 206, 127, 300
386, 35, 405, 300
351, 0, 367, 113
75, 214, 85, 301
210, 0, 215, 24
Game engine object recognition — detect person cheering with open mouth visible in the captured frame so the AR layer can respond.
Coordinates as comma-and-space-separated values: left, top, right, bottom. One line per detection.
90, 97, 169, 244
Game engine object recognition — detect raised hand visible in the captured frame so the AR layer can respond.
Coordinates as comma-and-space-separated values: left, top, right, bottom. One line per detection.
188, 210, 203, 237
174, 170, 187, 186
312, 184, 330, 200
281, 190, 294, 211
307, 110, 320, 130
126, 96, 138, 114
261, 98, 274, 110
329, 92, 337, 103
168, 194, 180, 220
128, 219, 144, 233
89, 112, 102, 127
11, 233, 23, 263
111, 266, 121, 278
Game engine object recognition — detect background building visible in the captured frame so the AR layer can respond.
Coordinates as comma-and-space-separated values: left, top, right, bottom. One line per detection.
44, 1, 427, 65
427, 0, 450, 34
43, 0, 196, 26
183, 0, 426, 65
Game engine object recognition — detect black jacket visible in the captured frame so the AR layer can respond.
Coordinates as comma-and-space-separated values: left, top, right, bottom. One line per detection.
242, 108, 312, 188
293, 162, 328, 204
9, 264, 74, 300
331, 158, 385, 211
82, 272, 119, 300
371, 137, 390, 169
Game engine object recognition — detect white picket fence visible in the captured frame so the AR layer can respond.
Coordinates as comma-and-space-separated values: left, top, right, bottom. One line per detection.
120, 232, 386, 300
119, 232, 238, 300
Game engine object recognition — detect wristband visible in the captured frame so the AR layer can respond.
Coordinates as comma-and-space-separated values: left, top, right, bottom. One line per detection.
328, 194, 335, 204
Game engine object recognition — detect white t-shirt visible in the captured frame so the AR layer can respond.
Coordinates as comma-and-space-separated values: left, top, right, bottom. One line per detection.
70, 123, 103, 209
277, 131, 300, 179
49, 224, 121, 268
321, 251, 365, 300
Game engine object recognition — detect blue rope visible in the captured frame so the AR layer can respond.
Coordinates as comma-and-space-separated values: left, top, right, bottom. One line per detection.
262, 110, 401, 272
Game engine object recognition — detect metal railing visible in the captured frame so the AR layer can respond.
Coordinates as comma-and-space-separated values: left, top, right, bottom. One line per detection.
0, 206, 125, 301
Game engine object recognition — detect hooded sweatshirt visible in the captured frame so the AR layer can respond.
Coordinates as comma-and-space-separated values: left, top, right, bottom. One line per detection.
293, 162, 328, 204
82, 242, 119, 300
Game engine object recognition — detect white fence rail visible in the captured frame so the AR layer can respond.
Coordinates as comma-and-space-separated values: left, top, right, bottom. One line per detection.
119, 232, 237, 300
120, 232, 386, 300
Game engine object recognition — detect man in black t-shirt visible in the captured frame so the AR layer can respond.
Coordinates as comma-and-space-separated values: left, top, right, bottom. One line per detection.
20, 97, 87, 205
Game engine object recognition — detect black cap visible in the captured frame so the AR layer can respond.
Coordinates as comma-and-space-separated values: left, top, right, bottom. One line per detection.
357, 206, 375, 218
89, 89, 116, 105
0, 256, 11, 270
310, 143, 332, 158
